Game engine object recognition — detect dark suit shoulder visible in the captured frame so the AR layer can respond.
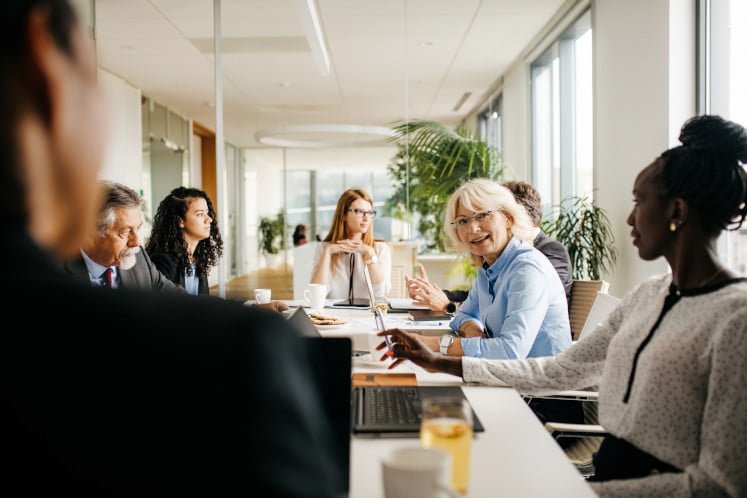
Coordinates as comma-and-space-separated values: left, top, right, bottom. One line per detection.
533, 232, 573, 298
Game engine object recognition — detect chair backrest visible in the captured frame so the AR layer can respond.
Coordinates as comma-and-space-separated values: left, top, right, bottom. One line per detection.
293, 241, 318, 300
569, 280, 609, 340
387, 242, 418, 299
578, 292, 621, 340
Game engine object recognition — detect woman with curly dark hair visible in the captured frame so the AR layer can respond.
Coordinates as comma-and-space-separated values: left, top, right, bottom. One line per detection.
147, 187, 223, 295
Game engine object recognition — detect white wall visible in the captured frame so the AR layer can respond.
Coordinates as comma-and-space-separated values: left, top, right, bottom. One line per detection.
98, 69, 142, 192
501, 62, 531, 181
593, 0, 695, 295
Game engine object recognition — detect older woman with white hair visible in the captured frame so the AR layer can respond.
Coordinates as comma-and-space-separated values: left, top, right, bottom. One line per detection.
425, 178, 572, 361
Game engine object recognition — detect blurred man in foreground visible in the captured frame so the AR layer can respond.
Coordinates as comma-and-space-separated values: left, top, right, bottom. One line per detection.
2, 1, 339, 495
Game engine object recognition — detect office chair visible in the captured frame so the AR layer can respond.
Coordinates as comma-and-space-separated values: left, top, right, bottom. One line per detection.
527, 287, 620, 477
569, 280, 609, 340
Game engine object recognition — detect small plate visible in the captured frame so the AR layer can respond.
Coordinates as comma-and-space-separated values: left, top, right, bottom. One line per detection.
314, 322, 348, 330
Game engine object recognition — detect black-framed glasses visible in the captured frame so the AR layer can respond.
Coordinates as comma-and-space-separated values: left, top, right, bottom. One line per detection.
451, 210, 498, 230
348, 208, 376, 219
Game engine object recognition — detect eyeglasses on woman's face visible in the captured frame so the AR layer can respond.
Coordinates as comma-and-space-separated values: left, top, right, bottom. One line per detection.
451, 210, 498, 230
348, 208, 377, 219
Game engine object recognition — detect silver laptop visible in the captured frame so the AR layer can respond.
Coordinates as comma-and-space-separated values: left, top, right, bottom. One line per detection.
362, 265, 392, 350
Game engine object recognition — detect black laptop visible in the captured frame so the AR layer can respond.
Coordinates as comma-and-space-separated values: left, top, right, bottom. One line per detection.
287, 307, 351, 495
351, 385, 485, 437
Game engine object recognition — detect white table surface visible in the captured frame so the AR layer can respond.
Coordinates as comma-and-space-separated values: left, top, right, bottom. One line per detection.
288, 303, 453, 351
349, 359, 596, 498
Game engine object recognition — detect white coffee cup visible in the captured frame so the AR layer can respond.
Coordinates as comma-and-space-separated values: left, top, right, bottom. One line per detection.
254, 288, 271, 304
368, 332, 392, 364
304, 284, 327, 311
382, 447, 454, 498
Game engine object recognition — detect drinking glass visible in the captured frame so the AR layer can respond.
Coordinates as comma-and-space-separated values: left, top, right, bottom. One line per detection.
419, 397, 473, 494
370, 296, 389, 316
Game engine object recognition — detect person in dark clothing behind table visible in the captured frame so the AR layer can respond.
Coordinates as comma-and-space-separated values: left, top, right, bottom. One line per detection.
1, 1, 340, 495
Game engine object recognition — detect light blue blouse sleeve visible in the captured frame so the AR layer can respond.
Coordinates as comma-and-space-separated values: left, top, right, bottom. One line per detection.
461, 261, 551, 359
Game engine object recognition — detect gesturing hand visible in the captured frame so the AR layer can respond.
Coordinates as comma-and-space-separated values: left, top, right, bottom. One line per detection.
405, 264, 450, 312
374, 329, 462, 378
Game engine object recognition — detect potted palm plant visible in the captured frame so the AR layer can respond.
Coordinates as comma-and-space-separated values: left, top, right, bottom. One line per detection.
385, 120, 504, 252
258, 211, 286, 267
542, 195, 617, 280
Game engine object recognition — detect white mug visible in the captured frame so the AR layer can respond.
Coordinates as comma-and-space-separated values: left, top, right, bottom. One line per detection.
304, 284, 327, 311
368, 332, 392, 364
382, 447, 454, 498
254, 288, 272, 304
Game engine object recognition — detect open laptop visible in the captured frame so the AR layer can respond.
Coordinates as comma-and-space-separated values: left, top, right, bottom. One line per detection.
287, 306, 321, 337
286, 307, 351, 495
352, 385, 485, 437
351, 267, 484, 437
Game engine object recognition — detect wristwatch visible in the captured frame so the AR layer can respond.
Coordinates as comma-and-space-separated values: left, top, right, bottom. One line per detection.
445, 301, 457, 316
365, 253, 379, 265
439, 334, 454, 355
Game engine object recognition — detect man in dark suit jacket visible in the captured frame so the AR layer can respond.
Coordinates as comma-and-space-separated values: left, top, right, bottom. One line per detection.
407, 181, 573, 311
66, 181, 184, 292
2, 2, 340, 495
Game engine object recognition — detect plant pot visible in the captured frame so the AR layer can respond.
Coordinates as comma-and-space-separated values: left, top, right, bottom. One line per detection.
263, 252, 283, 269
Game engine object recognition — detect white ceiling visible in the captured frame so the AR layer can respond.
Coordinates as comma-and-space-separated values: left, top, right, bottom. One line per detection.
95, 0, 565, 147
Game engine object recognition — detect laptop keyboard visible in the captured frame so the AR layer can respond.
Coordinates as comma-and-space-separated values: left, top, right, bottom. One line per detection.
363, 387, 421, 426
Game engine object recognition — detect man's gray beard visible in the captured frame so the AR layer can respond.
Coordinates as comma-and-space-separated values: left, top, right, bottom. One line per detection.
118, 247, 140, 270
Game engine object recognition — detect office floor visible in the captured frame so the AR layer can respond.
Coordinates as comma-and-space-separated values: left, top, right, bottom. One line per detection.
212, 265, 294, 302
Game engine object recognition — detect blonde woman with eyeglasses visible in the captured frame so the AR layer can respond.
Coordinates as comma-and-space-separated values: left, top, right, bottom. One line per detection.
310, 188, 392, 301
410, 178, 572, 362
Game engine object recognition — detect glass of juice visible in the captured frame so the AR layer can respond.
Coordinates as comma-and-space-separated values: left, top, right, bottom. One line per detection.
419, 397, 473, 494
370, 297, 389, 316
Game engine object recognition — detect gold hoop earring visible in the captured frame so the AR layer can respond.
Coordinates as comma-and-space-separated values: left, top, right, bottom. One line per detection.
669, 222, 678, 232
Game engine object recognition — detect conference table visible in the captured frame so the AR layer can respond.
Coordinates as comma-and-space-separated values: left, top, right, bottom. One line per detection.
303, 303, 596, 498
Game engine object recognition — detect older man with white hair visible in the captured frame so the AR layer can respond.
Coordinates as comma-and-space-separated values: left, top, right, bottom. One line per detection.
65, 181, 182, 292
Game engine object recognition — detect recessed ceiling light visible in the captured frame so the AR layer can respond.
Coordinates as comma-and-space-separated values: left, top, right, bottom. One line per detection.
418, 41, 434, 47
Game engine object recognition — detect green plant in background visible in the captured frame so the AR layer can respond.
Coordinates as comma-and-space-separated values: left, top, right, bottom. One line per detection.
447, 257, 478, 291
258, 211, 286, 255
384, 120, 504, 252
542, 196, 617, 280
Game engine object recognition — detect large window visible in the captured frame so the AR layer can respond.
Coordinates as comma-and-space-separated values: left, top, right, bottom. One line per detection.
701, 0, 747, 273
531, 10, 593, 209
286, 170, 393, 243
478, 95, 502, 154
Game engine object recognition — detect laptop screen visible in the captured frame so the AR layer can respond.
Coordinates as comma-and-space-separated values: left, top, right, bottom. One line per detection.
304, 337, 351, 494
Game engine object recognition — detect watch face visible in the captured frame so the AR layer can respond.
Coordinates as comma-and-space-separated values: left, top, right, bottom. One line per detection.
445, 302, 457, 314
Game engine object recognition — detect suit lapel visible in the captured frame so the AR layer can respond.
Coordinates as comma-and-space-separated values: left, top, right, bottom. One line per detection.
119, 266, 137, 289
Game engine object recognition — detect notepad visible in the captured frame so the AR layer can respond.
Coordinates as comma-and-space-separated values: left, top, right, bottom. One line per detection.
351, 373, 417, 387
407, 309, 452, 321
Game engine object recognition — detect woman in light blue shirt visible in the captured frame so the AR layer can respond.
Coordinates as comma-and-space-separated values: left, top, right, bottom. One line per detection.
420, 178, 571, 361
